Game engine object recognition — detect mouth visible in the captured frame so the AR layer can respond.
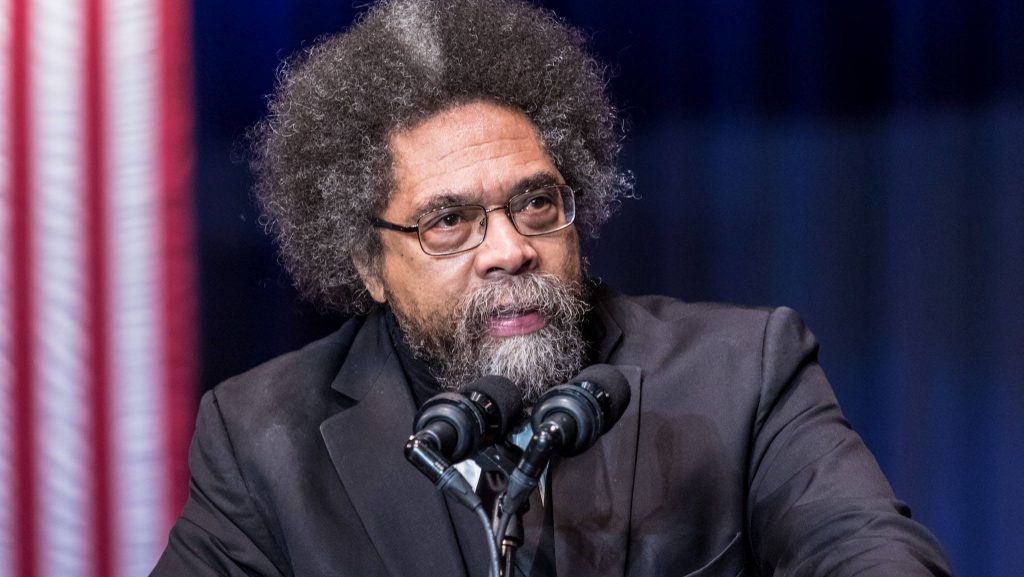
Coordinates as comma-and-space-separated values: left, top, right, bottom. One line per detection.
488, 309, 547, 337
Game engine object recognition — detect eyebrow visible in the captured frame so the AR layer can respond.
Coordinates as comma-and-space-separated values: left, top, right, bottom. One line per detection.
411, 193, 470, 221
411, 171, 563, 218
513, 171, 561, 194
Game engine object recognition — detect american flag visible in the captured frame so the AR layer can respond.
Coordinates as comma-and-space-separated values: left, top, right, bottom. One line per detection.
1, 0, 196, 576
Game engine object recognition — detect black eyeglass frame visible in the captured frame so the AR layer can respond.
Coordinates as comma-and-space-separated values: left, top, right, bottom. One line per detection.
371, 184, 577, 256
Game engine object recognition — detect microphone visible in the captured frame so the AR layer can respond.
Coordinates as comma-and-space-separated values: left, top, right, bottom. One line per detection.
405, 375, 522, 509
501, 364, 630, 516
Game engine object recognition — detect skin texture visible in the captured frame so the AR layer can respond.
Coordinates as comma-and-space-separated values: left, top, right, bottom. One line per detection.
361, 101, 583, 340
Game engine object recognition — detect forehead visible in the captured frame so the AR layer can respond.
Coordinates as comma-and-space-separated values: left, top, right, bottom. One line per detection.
386, 101, 562, 217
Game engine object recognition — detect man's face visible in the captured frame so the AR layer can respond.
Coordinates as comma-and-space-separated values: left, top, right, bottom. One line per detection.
361, 101, 588, 398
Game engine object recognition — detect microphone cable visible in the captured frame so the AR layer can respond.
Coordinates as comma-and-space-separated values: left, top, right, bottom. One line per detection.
477, 501, 501, 577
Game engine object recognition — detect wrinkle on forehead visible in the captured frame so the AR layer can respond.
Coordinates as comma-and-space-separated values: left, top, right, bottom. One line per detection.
430, 135, 537, 164
408, 171, 563, 218
387, 101, 560, 217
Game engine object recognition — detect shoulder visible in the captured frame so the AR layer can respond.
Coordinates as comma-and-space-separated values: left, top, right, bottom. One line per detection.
594, 286, 819, 407
607, 291, 772, 327
596, 286, 810, 355
202, 315, 368, 444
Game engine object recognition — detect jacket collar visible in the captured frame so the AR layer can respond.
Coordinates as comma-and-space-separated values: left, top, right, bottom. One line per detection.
590, 282, 625, 364
321, 311, 467, 577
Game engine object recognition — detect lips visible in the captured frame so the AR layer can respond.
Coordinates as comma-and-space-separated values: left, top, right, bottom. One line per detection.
488, 309, 547, 337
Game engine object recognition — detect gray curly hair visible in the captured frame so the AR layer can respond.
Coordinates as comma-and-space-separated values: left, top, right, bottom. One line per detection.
250, 0, 632, 314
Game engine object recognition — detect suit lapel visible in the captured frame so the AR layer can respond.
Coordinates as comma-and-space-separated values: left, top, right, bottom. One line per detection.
320, 313, 465, 577
551, 364, 641, 577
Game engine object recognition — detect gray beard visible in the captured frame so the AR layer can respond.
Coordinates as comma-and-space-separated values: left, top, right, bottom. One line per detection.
391, 273, 590, 403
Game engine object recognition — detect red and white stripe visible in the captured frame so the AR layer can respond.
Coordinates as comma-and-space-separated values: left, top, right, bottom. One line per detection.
1, 0, 196, 576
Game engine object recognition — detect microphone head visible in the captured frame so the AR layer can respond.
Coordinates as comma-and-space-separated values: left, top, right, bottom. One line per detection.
570, 364, 631, 433
462, 375, 522, 446
530, 364, 631, 456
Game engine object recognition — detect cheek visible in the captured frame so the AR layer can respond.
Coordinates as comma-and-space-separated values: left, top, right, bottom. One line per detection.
379, 241, 422, 300
382, 245, 473, 303
539, 231, 581, 275
381, 235, 429, 277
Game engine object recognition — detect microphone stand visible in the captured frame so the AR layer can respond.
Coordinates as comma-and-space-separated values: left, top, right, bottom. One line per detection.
474, 444, 525, 577
492, 419, 565, 576
494, 497, 526, 577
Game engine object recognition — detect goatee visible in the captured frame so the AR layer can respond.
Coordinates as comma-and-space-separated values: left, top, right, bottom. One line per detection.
391, 273, 590, 403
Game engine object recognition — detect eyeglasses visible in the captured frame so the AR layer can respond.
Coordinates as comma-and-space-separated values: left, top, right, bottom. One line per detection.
372, 184, 576, 256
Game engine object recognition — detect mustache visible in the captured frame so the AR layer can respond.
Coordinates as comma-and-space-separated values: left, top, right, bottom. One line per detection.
457, 273, 587, 330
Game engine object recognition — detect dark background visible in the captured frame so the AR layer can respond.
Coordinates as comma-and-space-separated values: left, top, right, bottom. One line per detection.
193, 1, 1024, 574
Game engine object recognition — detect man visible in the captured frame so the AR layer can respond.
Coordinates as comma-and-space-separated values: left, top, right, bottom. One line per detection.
153, 0, 951, 575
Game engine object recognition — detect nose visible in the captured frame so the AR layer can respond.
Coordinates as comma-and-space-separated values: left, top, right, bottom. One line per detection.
474, 210, 538, 278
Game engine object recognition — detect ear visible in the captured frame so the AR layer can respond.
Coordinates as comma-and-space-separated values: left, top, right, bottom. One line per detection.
353, 252, 386, 304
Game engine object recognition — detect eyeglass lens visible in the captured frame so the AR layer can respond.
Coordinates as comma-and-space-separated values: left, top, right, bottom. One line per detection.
417, 185, 574, 255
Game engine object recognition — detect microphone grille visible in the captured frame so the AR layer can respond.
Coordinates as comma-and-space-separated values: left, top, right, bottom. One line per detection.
463, 375, 522, 433
571, 364, 631, 428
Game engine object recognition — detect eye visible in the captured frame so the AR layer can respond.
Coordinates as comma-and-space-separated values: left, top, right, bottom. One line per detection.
437, 212, 464, 228
420, 206, 478, 232
418, 206, 483, 254
513, 188, 560, 214
525, 195, 553, 210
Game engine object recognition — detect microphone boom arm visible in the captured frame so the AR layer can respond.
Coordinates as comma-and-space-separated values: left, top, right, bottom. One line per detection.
502, 415, 574, 515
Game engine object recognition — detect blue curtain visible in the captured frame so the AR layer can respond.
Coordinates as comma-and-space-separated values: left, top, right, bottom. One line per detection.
194, 1, 1024, 573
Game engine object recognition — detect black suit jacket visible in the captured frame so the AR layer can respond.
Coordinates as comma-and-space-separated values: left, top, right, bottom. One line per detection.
153, 289, 950, 576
